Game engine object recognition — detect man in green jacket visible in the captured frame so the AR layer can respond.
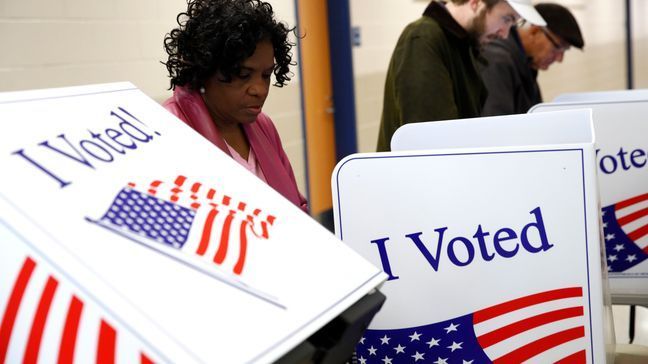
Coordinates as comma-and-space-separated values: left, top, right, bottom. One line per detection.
376, 0, 546, 152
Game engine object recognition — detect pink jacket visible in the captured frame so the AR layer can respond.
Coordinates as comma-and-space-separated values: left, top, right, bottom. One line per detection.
163, 86, 308, 213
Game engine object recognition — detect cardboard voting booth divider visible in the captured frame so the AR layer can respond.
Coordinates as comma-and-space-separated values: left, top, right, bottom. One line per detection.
0, 82, 387, 363
332, 110, 614, 362
530, 92, 648, 306
553, 89, 648, 103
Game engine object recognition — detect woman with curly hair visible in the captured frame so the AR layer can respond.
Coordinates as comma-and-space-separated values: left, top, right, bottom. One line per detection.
162, 0, 307, 212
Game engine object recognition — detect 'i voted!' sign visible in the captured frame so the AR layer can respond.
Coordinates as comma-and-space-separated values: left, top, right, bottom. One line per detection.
333, 111, 612, 363
0, 83, 386, 363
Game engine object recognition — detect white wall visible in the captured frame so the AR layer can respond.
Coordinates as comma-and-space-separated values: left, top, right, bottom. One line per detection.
0, 0, 306, 193
0, 0, 183, 99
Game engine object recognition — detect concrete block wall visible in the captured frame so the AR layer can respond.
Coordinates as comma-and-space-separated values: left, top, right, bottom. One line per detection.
0, 0, 307, 192
0, 0, 182, 99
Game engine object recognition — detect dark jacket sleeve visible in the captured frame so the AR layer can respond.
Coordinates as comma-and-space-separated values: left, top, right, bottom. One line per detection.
480, 51, 518, 116
393, 29, 458, 123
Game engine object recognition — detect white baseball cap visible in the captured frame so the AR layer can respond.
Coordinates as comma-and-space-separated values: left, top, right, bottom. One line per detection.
507, 0, 547, 26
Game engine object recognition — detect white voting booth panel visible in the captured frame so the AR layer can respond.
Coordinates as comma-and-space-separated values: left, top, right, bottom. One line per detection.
390, 110, 594, 151
553, 89, 648, 103
333, 110, 614, 362
530, 94, 648, 306
0, 83, 387, 363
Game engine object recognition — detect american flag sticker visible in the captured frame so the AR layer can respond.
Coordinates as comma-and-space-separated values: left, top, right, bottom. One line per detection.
86, 175, 283, 307
0, 224, 160, 364
354, 287, 589, 364
602, 192, 648, 273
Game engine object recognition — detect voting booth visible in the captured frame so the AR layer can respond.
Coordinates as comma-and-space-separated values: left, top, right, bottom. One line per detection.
553, 89, 648, 103
333, 110, 614, 362
531, 91, 648, 306
0, 83, 387, 363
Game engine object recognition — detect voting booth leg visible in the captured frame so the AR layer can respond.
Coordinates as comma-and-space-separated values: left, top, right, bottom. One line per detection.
277, 290, 386, 363
309, 290, 386, 364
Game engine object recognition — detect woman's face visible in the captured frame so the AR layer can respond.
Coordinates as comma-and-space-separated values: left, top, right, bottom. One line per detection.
203, 40, 275, 127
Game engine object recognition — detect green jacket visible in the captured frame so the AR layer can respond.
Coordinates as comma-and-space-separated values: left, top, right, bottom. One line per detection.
376, 2, 488, 151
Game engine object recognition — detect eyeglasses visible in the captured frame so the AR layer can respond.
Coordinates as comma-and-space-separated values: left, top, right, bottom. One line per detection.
501, 14, 526, 28
540, 27, 570, 52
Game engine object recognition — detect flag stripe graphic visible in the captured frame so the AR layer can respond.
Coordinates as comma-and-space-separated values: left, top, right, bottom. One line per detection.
189, 182, 201, 209
2, 251, 159, 364
234, 221, 250, 275
196, 208, 219, 256
628, 225, 648, 243
214, 211, 236, 264
555, 349, 586, 363
170, 176, 185, 202
24, 276, 58, 364
477, 306, 584, 348
493, 326, 584, 364
148, 180, 162, 196
57, 295, 84, 364
0, 257, 36, 363
617, 207, 648, 226
141, 353, 155, 364
616, 192, 648, 210
97, 320, 117, 364
473, 287, 583, 324
174, 175, 187, 186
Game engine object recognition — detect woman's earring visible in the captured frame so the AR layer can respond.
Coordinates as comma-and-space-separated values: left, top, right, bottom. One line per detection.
199, 86, 205, 94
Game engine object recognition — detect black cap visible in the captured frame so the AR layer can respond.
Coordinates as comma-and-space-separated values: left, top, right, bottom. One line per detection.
535, 3, 585, 49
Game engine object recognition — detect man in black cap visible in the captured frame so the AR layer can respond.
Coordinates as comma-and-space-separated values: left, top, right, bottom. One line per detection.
480, 2, 584, 116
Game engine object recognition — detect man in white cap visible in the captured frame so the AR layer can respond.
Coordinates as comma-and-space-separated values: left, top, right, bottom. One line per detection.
376, 0, 545, 151
481, 2, 584, 115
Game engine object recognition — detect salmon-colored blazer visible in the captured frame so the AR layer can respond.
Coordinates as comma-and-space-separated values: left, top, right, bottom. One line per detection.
163, 86, 308, 213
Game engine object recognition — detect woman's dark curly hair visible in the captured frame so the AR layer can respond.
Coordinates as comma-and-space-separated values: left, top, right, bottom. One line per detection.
163, 0, 295, 90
